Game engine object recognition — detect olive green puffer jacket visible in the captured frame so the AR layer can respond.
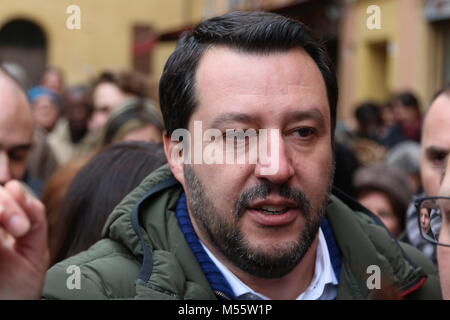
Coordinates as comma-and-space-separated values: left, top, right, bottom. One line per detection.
43, 165, 442, 299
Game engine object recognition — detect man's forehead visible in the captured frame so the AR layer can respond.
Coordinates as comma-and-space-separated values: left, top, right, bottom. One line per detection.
0, 77, 32, 119
0, 75, 33, 138
194, 46, 329, 121
207, 84, 321, 97
0, 124, 33, 149
423, 94, 450, 128
197, 47, 324, 92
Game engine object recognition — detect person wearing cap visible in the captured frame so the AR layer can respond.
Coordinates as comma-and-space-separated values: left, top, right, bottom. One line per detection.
354, 164, 414, 238
28, 86, 63, 134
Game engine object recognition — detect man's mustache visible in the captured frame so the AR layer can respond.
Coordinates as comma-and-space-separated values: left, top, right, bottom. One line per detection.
234, 181, 312, 219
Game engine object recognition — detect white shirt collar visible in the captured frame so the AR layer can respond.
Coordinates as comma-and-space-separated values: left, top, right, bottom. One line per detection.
200, 228, 338, 300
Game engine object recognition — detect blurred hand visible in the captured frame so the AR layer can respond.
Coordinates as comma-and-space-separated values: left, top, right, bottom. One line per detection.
0, 180, 49, 299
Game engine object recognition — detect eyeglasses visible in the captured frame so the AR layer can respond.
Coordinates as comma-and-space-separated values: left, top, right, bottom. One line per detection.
414, 197, 450, 247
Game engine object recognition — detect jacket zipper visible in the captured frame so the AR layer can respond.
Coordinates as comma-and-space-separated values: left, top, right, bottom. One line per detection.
214, 290, 232, 300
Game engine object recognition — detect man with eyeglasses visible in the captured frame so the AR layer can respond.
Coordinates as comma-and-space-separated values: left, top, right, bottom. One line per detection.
413, 84, 450, 299
418, 150, 450, 300
435, 170, 450, 300
404, 84, 450, 263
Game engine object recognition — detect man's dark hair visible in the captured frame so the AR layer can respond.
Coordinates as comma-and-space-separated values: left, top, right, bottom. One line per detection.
52, 141, 167, 264
91, 70, 150, 99
159, 11, 338, 135
354, 101, 382, 127
391, 91, 421, 112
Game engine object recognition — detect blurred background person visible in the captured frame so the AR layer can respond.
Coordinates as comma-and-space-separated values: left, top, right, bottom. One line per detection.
353, 164, 413, 238
48, 85, 92, 165
355, 101, 406, 149
333, 141, 360, 198
381, 101, 396, 128
413, 120, 450, 299
348, 102, 386, 166
27, 85, 63, 134
0, 68, 42, 195
420, 209, 432, 236
390, 91, 422, 143
50, 141, 166, 264
354, 101, 384, 142
41, 157, 89, 263
378, 100, 408, 150
0, 64, 58, 188
100, 97, 164, 149
431, 139, 450, 299
26, 125, 59, 190
88, 70, 151, 133
385, 141, 422, 194
39, 66, 65, 96
404, 84, 450, 264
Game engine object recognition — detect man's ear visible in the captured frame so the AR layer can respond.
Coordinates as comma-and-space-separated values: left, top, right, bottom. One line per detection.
163, 131, 186, 186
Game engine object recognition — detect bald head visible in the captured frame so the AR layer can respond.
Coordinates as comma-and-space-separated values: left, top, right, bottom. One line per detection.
0, 70, 34, 184
421, 92, 450, 196
0, 71, 33, 120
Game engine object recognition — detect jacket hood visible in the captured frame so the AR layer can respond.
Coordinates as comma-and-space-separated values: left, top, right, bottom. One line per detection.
102, 164, 181, 259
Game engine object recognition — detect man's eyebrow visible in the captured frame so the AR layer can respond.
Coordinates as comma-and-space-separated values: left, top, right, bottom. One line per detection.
210, 112, 257, 129
285, 109, 327, 128
425, 146, 449, 155
209, 109, 327, 129
7, 144, 33, 152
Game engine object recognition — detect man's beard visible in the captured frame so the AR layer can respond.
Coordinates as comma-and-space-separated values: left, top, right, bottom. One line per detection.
183, 165, 333, 279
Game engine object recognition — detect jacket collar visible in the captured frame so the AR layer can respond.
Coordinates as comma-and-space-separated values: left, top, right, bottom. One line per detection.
104, 165, 429, 299
328, 188, 428, 299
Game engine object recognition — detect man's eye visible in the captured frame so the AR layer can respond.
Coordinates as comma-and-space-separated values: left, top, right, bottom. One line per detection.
429, 152, 448, 167
293, 127, 316, 139
9, 153, 25, 161
8, 149, 29, 162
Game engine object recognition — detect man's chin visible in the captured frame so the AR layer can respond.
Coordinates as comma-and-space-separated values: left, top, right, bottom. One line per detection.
243, 237, 303, 255
225, 239, 307, 279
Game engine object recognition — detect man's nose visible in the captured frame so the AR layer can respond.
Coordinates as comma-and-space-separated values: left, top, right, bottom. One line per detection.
254, 131, 294, 184
0, 152, 12, 185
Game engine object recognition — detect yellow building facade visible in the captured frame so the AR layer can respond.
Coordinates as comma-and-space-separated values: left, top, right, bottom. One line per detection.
0, 0, 300, 87
338, 0, 444, 124
0, 0, 210, 85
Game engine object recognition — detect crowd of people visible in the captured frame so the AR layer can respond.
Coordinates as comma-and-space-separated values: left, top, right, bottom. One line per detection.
0, 11, 450, 300
331, 88, 450, 267
0, 65, 166, 259
333, 92, 425, 246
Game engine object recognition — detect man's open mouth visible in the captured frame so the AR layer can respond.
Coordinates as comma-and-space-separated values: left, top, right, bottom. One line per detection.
254, 206, 290, 215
